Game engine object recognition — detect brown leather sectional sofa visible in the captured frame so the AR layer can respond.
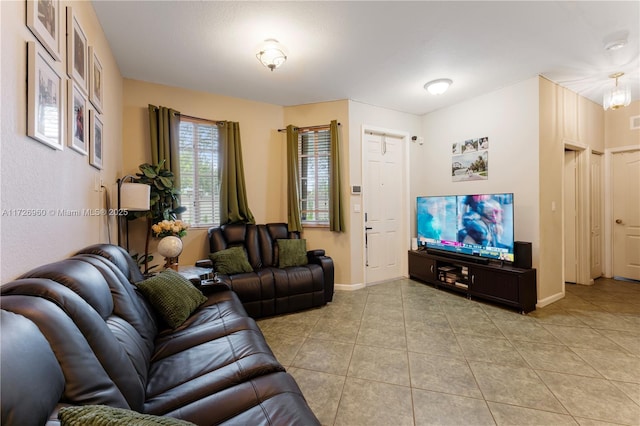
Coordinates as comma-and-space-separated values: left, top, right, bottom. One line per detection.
1, 244, 319, 425
199, 222, 334, 318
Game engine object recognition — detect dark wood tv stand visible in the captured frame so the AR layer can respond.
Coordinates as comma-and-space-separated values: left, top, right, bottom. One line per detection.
408, 250, 537, 313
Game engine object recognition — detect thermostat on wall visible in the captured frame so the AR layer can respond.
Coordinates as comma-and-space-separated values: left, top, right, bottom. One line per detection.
351, 185, 362, 194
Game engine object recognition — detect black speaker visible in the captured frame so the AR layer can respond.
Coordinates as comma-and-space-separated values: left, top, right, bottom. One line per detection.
513, 241, 532, 269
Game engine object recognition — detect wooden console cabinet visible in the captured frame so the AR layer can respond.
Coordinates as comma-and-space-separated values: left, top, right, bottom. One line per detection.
408, 250, 537, 313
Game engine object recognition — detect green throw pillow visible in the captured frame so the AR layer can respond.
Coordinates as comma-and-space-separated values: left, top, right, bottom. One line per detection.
277, 239, 308, 268
135, 269, 207, 329
209, 246, 253, 275
59, 405, 196, 425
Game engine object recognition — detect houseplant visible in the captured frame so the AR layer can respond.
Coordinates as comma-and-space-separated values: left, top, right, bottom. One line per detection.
129, 160, 186, 274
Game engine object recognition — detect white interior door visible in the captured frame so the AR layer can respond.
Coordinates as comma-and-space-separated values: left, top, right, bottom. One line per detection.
590, 152, 603, 279
564, 150, 577, 283
364, 133, 404, 284
612, 150, 640, 281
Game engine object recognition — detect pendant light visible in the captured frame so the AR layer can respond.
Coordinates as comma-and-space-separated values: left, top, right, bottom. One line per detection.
603, 72, 631, 111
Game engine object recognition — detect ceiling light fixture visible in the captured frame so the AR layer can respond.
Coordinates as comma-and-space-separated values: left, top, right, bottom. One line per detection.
256, 39, 287, 71
603, 72, 631, 111
603, 31, 628, 51
424, 78, 453, 95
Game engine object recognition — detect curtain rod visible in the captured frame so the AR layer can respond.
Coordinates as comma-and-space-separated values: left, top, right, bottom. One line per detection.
277, 122, 341, 133
180, 113, 225, 125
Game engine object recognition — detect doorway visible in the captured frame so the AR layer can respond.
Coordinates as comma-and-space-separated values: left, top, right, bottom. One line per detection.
590, 152, 603, 280
612, 150, 640, 281
563, 143, 591, 286
362, 129, 408, 285
564, 150, 578, 284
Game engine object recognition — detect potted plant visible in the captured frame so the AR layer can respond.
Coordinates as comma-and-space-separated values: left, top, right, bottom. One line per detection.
128, 160, 187, 274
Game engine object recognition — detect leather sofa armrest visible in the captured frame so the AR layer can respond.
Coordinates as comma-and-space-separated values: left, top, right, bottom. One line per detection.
195, 259, 213, 269
199, 281, 231, 293
306, 252, 334, 303
307, 249, 325, 258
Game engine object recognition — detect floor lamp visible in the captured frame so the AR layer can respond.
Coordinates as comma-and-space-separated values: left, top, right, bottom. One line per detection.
117, 176, 150, 250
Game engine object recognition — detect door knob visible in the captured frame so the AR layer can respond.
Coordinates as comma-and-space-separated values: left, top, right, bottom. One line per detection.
615, 219, 623, 224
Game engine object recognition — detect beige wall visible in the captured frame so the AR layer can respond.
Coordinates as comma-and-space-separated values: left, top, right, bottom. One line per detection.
122, 79, 285, 268
420, 77, 542, 297
605, 100, 640, 149
538, 77, 606, 302
1, 1, 123, 282
538, 77, 564, 304
283, 101, 351, 285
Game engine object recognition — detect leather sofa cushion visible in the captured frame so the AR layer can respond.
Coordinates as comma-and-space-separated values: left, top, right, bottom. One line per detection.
135, 270, 207, 329
160, 372, 318, 425
1, 310, 65, 426
144, 328, 284, 414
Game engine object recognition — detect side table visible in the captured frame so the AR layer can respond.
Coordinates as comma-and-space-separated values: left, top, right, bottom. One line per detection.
177, 265, 214, 287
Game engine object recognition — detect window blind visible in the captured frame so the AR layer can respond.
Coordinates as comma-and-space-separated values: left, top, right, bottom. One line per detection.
299, 129, 330, 224
178, 118, 220, 227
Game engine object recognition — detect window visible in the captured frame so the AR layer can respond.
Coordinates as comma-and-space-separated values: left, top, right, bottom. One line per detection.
298, 128, 330, 225
178, 117, 220, 227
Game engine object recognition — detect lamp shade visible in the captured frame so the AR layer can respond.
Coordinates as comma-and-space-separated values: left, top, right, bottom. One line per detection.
120, 182, 150, 211
157, 236, 183, 258
603, 85, 631, 110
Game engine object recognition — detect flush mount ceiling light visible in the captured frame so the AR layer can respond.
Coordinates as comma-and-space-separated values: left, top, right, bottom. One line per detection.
603, 72, 631, 111
603, 31, 628, 51
256, 39, 287, 71
424, 78, 453, 95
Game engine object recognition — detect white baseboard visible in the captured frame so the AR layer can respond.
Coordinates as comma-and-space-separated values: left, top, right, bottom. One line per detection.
334, 282, 365, 291
536, 291, 565, 308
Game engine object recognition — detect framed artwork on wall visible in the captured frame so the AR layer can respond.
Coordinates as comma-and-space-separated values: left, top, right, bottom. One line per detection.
67, 80, 87, 155
66, 7, 88, 94
27, 41, 64, 150
89, 47, 104, 113
452, 137, 489, 182
26, 0, 61, 61
89, 110, 103, 169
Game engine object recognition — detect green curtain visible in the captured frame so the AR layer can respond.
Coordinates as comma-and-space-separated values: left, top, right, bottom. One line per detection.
286, 125, 302, 232
329, 120, 345, 232
219, 121, 255, 224
148, 104, 181, 189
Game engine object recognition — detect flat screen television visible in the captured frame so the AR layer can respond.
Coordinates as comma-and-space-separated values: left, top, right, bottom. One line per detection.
416, 193, 515, 263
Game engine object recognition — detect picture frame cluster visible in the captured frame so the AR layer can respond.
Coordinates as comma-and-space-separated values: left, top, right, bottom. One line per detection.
26, 0, 104, 170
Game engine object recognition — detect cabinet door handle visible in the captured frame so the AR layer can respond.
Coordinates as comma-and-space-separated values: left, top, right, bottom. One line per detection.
471, 275, 475, 284
430, 265, 434, 273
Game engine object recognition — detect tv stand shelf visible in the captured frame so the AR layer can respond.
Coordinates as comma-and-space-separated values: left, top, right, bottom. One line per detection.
408, 250, 536, 313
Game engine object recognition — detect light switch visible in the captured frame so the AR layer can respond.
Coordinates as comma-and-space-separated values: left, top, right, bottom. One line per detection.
354, 204, 361, 212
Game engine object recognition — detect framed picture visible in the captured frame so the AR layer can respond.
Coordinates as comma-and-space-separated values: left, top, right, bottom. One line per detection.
27, 41, 64, 150
89, 47, 104, 113
66, 7, 88, 94
26, 0, 61, 61
67, 80, 87, 155
89, 110, 103, 169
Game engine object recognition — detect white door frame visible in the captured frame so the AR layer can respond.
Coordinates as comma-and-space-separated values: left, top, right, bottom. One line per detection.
361, 124, 411, 286
604, 145, 640, 278
563, 140, 591, 286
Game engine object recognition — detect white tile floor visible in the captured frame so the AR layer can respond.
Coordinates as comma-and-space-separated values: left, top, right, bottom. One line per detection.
258, 277, 640, 426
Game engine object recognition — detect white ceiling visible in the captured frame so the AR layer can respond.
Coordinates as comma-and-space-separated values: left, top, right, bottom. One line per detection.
92, 1, 640, 116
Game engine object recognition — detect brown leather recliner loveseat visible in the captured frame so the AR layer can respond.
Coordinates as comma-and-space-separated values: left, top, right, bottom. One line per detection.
1, 244, 319, 425
198, 222, 334, 318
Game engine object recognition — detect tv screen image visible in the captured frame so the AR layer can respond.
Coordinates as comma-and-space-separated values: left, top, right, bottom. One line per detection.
417, 193, 515, 262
